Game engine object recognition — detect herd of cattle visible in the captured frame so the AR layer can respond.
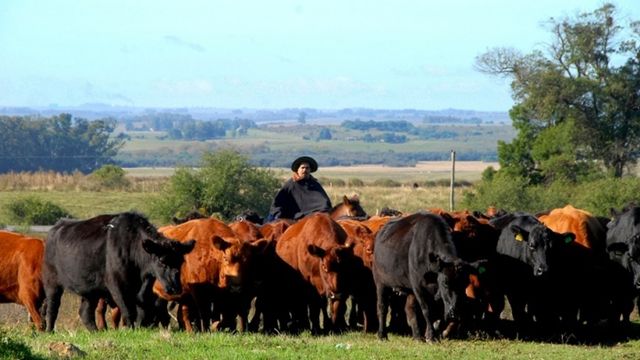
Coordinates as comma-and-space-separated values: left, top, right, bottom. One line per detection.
2, 196, 640, 342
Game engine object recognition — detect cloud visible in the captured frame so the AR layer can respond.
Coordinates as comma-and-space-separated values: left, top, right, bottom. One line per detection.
163, 35, 206, 52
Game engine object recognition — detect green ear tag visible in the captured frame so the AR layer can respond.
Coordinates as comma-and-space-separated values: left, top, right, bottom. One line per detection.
564, 236, 573, 244
478, 266, 487, 275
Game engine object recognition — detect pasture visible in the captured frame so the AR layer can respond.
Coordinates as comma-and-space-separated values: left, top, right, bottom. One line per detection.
2, 165, 640, 359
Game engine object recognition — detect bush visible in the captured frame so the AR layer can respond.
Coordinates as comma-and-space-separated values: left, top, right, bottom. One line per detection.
348, 178, 365, 187
90, 164, 130, 189
6, 196, 72, 225
372, 178, 402, 187
461, 172, 541, 213
150, 150, 280, 222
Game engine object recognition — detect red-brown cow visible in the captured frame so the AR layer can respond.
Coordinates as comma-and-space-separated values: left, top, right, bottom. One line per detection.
260, 219, 292, 241
154, 218, 268, 332
274, 212, 353, 334
336, 219, 378, 332
0, 231, 45, 330
538, 205, 606, 251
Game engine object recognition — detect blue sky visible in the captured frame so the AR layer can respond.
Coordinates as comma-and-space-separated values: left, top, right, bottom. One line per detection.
0, 1, 637, 111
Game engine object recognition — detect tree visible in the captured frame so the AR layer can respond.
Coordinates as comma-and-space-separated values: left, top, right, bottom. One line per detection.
476, 4, 640, 179
150, 149, 280, 222
317, 127, 332, 140
0, 114, 125, 173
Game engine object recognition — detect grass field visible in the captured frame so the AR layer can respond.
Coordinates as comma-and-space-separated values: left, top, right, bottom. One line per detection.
2, 318, 640, 359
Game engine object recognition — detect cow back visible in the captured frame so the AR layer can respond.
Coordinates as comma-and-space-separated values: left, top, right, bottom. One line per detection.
538, 205, 606, 251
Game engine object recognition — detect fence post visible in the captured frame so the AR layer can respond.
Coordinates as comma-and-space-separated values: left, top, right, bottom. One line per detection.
450, 150, 456, 211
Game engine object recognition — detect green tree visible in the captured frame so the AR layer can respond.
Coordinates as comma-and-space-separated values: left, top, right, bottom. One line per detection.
0, 114, 125, 173
150, 150, 280, 222
476, 3, 640, 179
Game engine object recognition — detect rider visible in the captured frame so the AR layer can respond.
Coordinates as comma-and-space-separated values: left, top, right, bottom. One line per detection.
267, 156, 332, 221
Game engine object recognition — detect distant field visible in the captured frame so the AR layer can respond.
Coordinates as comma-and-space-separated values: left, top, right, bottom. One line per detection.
124, 161, 498, 183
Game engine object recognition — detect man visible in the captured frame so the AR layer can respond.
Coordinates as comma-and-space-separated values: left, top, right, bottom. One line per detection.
268, 156, 332, 221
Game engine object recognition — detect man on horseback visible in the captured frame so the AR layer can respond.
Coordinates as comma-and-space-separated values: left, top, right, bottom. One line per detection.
267, 156, 332, 221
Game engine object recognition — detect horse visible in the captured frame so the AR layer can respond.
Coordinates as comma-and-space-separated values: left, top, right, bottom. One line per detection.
330, 195, 368, 220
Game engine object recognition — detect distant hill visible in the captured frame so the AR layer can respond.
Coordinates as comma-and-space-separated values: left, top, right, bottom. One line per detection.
0, 105, 509, 124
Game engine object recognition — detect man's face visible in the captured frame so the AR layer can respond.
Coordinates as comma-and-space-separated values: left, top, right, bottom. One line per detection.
297, 162, 311, 179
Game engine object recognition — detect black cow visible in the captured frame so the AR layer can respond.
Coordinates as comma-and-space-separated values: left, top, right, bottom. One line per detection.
489, 213, 576, 330
605, 206, 640, 322
42, 212, 195, 332
373, 212, 472, 341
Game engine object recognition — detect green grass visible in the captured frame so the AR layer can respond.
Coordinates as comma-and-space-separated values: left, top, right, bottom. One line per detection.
1, 326, 638, 359
0, 191, 161, 225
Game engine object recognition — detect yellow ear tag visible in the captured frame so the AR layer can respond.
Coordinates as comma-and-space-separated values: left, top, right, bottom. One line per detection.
515, 234, 524, 242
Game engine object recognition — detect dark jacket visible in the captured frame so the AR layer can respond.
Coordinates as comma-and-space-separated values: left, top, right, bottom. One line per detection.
268, 175, 332, 220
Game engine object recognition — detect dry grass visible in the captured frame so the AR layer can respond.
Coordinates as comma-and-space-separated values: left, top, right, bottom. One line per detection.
0, 171, 167, 192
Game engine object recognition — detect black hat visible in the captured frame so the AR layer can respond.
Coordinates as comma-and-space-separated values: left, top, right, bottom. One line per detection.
291, 156, 318, 172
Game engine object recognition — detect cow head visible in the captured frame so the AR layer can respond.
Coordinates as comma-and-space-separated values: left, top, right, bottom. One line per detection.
510, 224, 575, 276
307, 243, 354, 301
212, 236, 270, 293
430, 255, 475, 325
142, 237, 195, 295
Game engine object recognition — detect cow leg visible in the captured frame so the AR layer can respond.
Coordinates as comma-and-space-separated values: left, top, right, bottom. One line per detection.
44, 285, 63, 332
404, 293, 424, 340
19, 286, 45, 331
329, 298, 347, 333
376, 285, 391, 340
412, 289, 437, 342
308, 296, 322, 335
79, 296, 100, 331
109, 289, 137, 328
95, 298, 108, 330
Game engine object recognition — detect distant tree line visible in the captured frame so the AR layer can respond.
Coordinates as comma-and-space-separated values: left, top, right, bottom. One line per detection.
341, 119, 415, 132
123, 113, 257, 140
0, 114, 125, 173
422, 116, 483, 124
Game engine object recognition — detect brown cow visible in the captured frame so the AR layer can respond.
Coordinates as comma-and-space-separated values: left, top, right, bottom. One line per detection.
154, 218, 268, 332
538, 205, 606, 251
336, 219, 378, 333
0, 231, 45, 330
229, 219, 263, 243
274, 212, 353, 334
260, 219, 292, 241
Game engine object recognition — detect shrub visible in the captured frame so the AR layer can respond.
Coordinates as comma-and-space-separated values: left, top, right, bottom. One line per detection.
90, 164, 130, 190
461, 173, 541, 213
150, 150, 280, 222
372, 178, 402, 187
348, 178, 365, 187
6, 196, 72, 225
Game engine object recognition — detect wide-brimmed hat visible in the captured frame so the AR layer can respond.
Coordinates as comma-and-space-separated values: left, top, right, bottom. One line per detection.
291, 156, 318, 172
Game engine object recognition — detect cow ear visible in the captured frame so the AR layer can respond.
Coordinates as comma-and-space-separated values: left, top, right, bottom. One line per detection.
251, 238, 271, 254
308, 244, 326, 258
212, 236, 231, 251
343, 195, 349, 204
179, 239, 196, 254
510, 225, 527, 242
142, 238, 163, 255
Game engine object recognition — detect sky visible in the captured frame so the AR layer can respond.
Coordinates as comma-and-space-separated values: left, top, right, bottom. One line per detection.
0, 1, 638, 112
